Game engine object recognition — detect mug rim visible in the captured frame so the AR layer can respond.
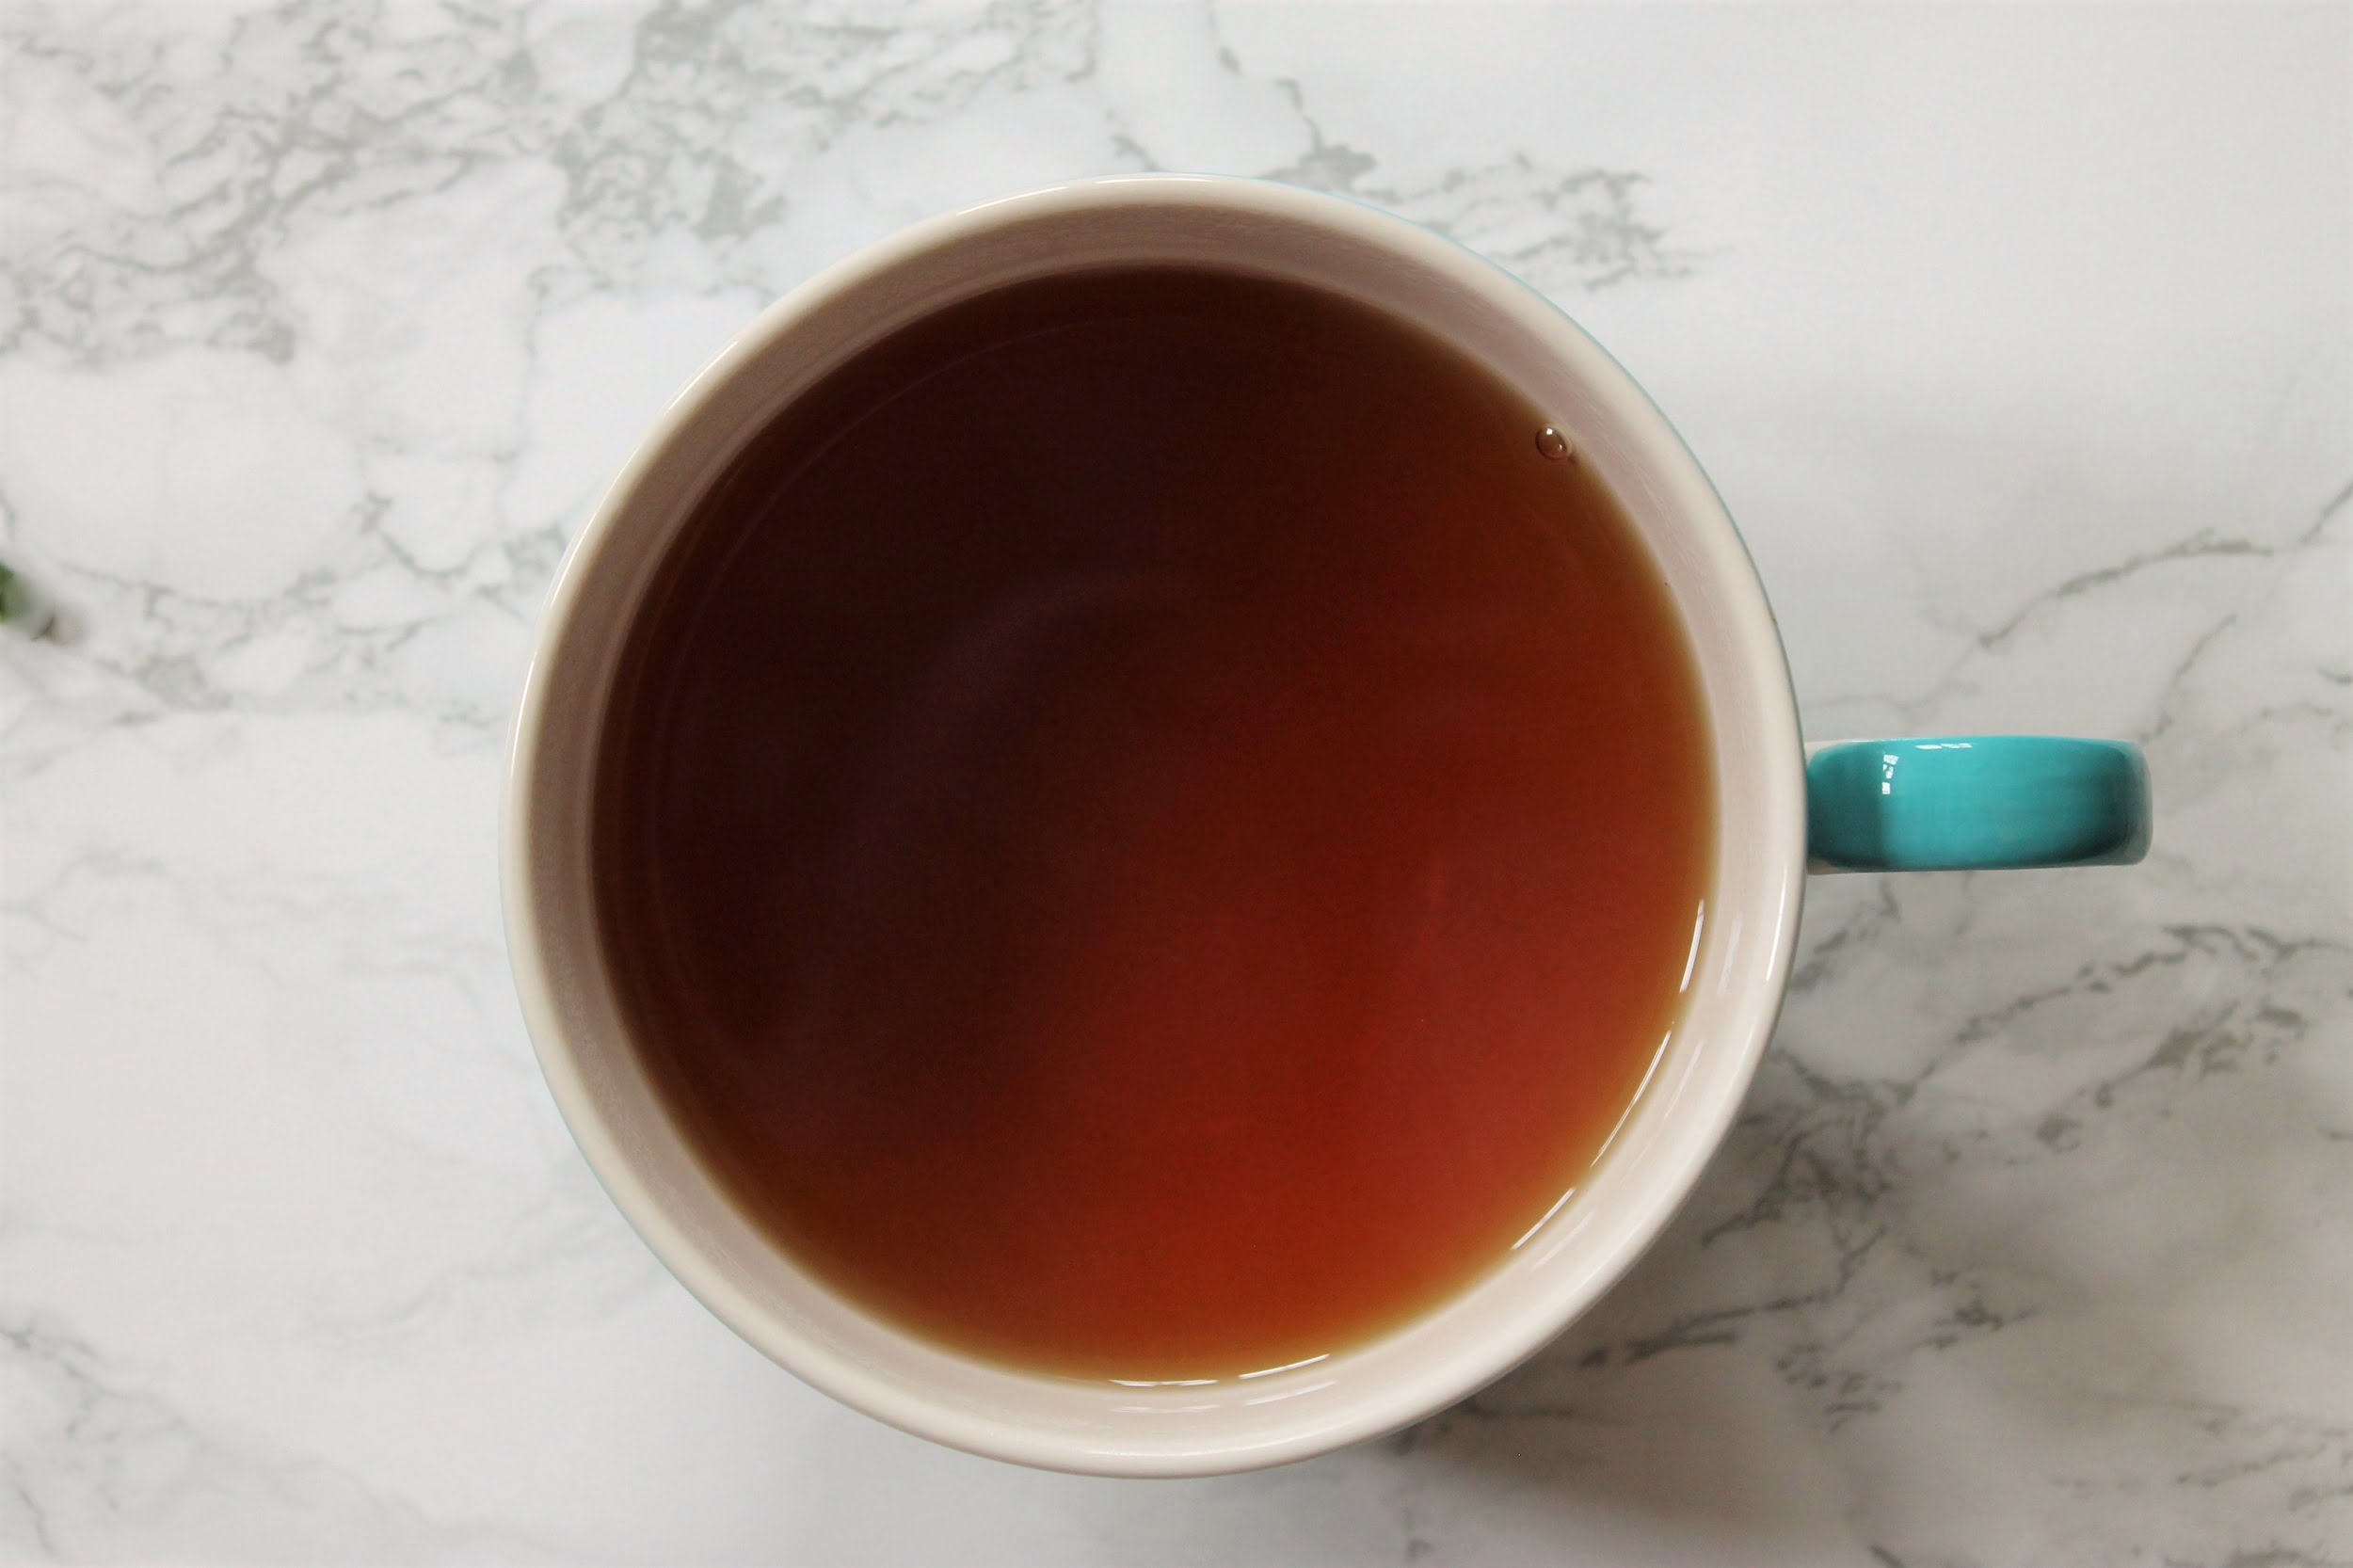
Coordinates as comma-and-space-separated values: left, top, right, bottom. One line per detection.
504, 173, 1806, 1474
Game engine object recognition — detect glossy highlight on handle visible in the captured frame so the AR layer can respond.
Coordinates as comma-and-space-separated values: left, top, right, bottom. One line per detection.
1806, 736, 2151, 872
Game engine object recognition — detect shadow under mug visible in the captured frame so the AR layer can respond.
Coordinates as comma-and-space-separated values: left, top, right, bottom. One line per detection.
504, 175, 2151, 1476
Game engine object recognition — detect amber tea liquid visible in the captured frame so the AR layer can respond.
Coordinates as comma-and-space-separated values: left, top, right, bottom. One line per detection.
594, 267, 1713, 1380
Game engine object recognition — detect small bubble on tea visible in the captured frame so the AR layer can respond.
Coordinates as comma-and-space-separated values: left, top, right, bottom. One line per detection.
1535, 425, 1573, 462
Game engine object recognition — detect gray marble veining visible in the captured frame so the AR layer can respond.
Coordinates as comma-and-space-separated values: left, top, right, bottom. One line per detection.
2, 3, 2346, 1563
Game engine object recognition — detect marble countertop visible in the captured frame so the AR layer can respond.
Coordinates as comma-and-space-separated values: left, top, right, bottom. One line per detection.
3, 3, 2347, 1563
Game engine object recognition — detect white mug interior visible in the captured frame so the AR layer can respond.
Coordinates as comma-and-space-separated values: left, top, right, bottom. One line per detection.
504, 175, 1805, 1476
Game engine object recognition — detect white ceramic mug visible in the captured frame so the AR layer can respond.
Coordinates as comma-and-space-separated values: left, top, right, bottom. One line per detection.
504, 175, 2148, 1476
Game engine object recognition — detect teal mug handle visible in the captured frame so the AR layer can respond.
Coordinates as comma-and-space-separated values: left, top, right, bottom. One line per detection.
1806, 736, 2152, 872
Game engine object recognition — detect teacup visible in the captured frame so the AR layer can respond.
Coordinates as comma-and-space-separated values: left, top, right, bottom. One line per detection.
504, 176, 2149, 1476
